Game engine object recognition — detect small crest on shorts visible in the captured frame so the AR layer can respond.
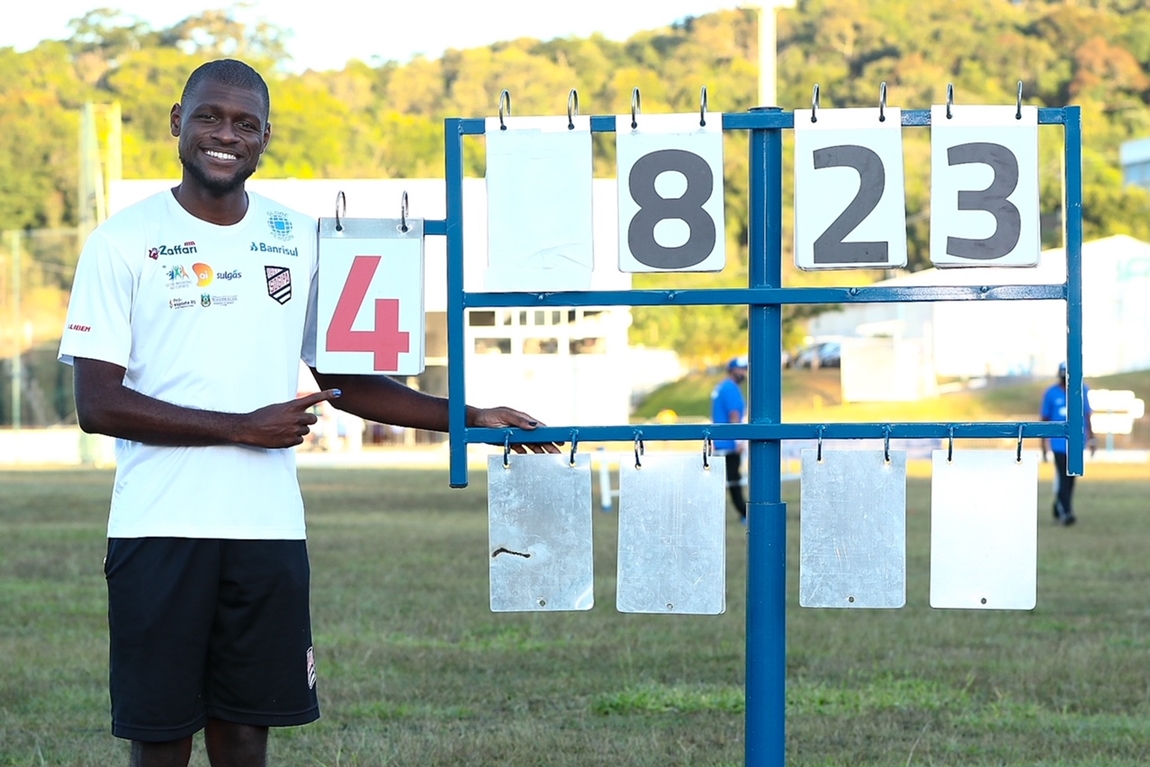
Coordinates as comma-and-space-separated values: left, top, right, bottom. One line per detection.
265, 265, 292, 305
306, 646, 317, 689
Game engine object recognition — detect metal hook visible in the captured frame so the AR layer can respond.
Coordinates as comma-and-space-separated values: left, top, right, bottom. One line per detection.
569, 431, 579, 467
498, 89, 511, 130
811, 83, 820, 123
399, 191, 409, 233
1015, 80, 1024, 120
879, 81, 887, 123
947, 426, 955, 463
816, 425, 825, 463
502, 433, 511, 470
633, 434, 644, 469
883, 427, 891, 464
1016, 425, 1024, 463
699, 85, 708, 127
946, 83, 954, 120
334, 190, 346, 232
703, 436, 712, 470
630, 87, 641, 130
567, 88, 579, 130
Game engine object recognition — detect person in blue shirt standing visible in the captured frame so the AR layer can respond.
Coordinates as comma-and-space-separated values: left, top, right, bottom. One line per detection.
712, 356, 748, 522
1041, 362, 1096, 526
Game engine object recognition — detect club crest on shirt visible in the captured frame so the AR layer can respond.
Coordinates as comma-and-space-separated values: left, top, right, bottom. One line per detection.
265, 265, 292, 305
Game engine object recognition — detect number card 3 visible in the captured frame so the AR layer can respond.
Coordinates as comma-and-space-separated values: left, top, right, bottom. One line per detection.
316, 218, 425, 375
793, 107, 907, 271
616, 112, 725, 272
485, 115, 594, 291
930, 105, 1040, 267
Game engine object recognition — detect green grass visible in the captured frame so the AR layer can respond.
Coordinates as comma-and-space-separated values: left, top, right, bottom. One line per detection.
2, 463, 1150, 766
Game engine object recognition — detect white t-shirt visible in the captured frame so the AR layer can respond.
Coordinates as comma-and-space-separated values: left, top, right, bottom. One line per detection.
59, 190, 320, 540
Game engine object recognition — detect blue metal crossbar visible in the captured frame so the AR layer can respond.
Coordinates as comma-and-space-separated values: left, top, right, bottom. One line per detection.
439, 104, 1084, 767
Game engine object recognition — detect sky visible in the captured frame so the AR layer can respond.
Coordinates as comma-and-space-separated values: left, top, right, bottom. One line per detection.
2, 1, 746, 72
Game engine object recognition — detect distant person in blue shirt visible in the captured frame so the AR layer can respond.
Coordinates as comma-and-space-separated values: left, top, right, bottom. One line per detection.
711, 356, 748, 522
1041, 362, 1096, 526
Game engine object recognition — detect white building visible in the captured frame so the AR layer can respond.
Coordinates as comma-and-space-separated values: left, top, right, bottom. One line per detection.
110, 178, 653, 428
808, 235, 1150, 399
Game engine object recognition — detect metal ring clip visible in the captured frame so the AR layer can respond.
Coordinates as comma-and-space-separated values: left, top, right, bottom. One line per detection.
816, 425, 825, 463
703, 436, 712, 470
811, 83, 820, 123
883, 427, 891, 464
399, 191, 409, 233
947, 426, 955, 463
568, 88, 579, 130
946, 83, 954, 120
1015, 80, 1024, 120
631, 87, 641, 129
334, 190, 346, 232
498, 89, 511, 130
569, 431, 579, 467
634, 434, 644, 469
879, 81, 887, 123
1016, 425, 1024, 463
699, 85, 708, 127
503, 433, 511, 469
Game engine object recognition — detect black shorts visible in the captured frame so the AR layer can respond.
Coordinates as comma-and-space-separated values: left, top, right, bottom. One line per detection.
104, 538, 320, 742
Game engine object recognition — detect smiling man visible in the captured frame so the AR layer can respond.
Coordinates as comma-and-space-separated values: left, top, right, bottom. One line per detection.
58, 59, 553, 767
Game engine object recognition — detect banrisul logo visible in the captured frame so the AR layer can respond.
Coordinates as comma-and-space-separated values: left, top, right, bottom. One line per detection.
268, 211, 293, 241
250, 241, 299, 257
155, 240, 198, 257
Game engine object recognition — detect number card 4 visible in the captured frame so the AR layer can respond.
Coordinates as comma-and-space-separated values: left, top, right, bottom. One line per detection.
316, 218, 425, 375
930, 105, 1040, 267
616, 113, 725, 273
793, 107, 908, 271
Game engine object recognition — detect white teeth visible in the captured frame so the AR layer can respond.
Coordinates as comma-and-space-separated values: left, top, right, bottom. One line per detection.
206, 150, 237, 160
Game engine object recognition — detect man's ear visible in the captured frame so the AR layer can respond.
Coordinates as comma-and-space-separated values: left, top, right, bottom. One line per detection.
261, 121, 272, 154
170, 103, 182, 137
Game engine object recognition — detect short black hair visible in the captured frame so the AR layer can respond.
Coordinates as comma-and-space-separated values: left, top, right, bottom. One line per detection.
181, 59, 270, 122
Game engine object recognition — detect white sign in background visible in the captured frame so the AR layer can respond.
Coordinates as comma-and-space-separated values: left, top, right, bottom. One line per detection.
930, 105, 1040, 268
485, 115, 595, 291
930, 450, 1038, 610
315, 218, 425, 375
793, 107, 908, 271
616, 112, 726, 273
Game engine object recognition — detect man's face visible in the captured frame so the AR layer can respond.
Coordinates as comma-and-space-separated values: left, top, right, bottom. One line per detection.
731, 367, 747, 384
170, 79, 270, 196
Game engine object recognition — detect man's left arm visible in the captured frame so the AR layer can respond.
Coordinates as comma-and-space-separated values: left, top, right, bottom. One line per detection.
310, 369, 557, 453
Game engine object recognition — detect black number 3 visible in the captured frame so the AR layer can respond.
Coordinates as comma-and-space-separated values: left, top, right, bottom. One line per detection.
627, 149, 717, 269
946, 142, 1022, 260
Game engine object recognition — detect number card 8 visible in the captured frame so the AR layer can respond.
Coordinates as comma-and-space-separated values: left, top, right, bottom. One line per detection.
793, 107, 908, 271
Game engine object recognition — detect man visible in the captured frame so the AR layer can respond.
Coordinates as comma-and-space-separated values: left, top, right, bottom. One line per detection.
58, 59, 554, 767
711, 356, 748, 522
1040, 362, 1096, 526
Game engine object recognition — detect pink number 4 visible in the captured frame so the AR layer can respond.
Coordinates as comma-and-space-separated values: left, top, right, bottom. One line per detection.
326, 255, 410, 371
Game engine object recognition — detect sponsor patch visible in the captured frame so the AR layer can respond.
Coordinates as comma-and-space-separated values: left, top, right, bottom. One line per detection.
165, 265, 194, 290
168, 298, 196, 310
193, 262, 213, 287
148, 247, 159, 260
200, 294, 238, 308
268, 211, 294, 241
67, 323, 92, 332
153, 241, 198, 258
306, 646, 317, 689
250, 241, 299, 257
265, 266, 292, 304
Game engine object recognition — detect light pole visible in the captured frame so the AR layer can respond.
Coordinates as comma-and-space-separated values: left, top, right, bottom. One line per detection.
747, 0, 795, 108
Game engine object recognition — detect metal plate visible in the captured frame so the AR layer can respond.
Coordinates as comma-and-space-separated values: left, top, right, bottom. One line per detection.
930, 450, 1038, 610
616, 453, 726, 615
487, 453, 593, 612
799, 449, 906, 608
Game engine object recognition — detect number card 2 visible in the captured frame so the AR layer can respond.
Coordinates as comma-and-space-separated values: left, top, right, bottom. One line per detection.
793, 107, 908, 271
316, 218, 425, 375
930, 105, 1040, 267
616, 112, 725, 272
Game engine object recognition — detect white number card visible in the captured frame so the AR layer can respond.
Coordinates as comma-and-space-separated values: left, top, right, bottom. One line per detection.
794, 107, 908, 271
930, 105, 1040, 267
616, 112, 725, 273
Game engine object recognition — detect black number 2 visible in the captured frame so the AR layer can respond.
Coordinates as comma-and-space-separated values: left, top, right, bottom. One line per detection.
627, 149, 717, 269
945, 142, 1022, 260
812, 145, 889, 264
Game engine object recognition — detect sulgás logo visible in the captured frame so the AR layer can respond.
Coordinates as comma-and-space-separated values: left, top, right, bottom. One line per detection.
193, 263, 243, 288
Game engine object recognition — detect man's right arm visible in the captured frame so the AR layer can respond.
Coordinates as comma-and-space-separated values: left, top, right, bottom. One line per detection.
74, 357, 339, 448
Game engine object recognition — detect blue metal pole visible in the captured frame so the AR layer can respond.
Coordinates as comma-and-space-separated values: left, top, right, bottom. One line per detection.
1063, 106, 1085, 476
745, 106, 786, 767
444, 118, 470, 487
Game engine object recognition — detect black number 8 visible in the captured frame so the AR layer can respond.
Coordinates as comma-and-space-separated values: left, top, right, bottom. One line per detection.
627, 149, 717, 269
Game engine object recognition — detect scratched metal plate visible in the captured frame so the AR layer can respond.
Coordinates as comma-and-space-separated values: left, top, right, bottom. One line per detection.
799, 449, 906, 608
616, 453, 726, 615
930, 450, 1038, 610
487, 453, 594, 612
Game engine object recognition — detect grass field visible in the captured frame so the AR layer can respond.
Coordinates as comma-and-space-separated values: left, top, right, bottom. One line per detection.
2, 462, 1149, 766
